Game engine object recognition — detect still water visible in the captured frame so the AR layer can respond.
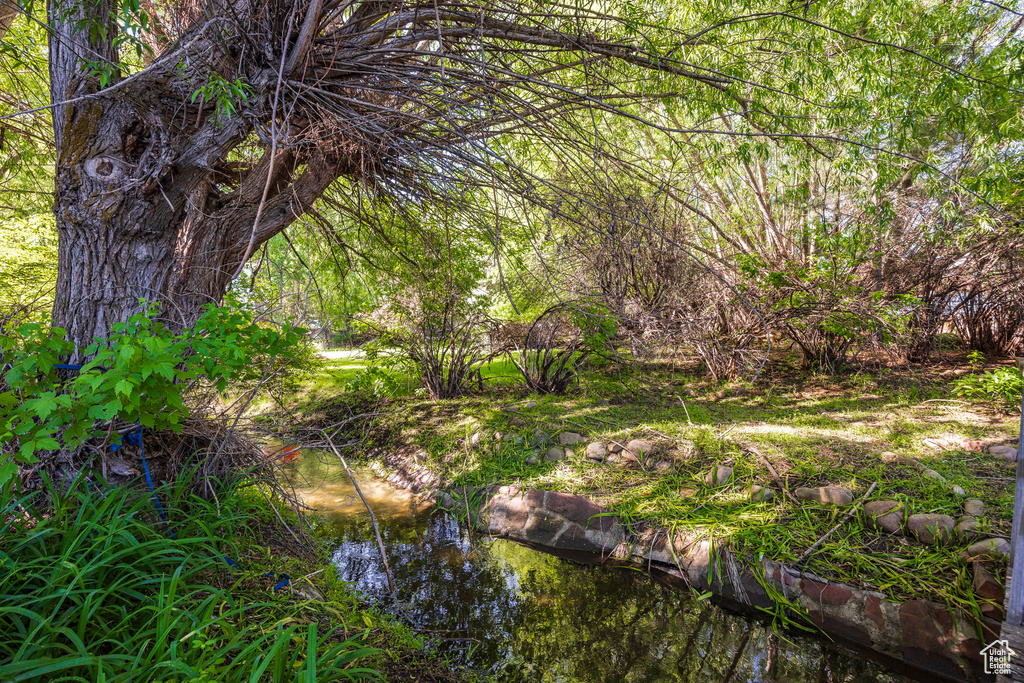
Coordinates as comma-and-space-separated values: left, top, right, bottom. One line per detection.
282, 454, 914, 683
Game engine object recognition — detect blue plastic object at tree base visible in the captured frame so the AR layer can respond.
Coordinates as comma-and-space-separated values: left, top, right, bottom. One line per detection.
53, 362, 293, 594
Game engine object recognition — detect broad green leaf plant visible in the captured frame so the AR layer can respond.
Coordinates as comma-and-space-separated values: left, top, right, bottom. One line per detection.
0, 303, 303, 485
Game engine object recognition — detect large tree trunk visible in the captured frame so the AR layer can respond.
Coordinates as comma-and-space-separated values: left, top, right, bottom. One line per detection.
51, 98, 244, 351
50, 131, 338, 355
46, 12, 340, 355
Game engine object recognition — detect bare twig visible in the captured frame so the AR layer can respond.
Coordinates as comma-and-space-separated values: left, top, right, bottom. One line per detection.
678, 396, 693, 426
324, 433, 395, 594
254, 482, 305, 545
745, 444, 798, 505
795, 481, 878, 568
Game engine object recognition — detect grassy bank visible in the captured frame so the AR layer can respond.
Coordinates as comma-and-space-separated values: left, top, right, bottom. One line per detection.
0, 473, 465, 683
283, 349, 1019, 620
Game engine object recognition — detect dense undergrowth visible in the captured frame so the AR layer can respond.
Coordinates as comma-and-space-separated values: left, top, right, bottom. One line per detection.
278, 348, 1020, 619
0, 473, 455, 683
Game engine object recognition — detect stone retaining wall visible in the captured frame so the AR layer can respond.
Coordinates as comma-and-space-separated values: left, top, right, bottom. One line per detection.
367, 451, 998, 682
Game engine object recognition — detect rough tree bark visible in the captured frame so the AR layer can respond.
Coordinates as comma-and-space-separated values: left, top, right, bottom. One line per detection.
47, 7, 342, 355
49, 91, 339, 354
42, 0, 730, 356
0, 3, 17, 40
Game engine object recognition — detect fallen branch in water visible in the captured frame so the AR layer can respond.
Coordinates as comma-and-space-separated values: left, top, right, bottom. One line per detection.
324, 433, 395, 594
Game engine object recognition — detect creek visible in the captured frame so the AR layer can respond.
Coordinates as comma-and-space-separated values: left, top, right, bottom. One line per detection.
282, 453, 916, 683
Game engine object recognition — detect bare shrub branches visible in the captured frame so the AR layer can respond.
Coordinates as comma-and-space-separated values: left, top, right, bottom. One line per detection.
506, 304, 590, 394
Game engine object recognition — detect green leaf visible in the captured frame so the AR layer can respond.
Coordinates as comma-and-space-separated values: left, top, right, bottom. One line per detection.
114, 379, 133, 397
0, 462, 17, 487
35, 437, 60, 451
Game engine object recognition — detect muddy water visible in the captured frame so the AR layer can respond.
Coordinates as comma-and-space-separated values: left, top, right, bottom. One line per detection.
282, 454, 914, 683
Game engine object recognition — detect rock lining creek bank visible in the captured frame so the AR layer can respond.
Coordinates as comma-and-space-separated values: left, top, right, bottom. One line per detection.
352, 430, 1014, 683
284, 450, 978, 683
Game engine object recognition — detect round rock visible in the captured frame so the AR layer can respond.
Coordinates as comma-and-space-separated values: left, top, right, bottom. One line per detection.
585, 442, 607, 461
989, 444, 1018, 462
608, 442, 624, 453
625, 440, 653, 458
558, 431, 585, 446
705, 465, 733, 487
965, 537, 1010, 561
544, 446, 565, 462
964, 499, 985, 517
863, 501, 904, 534
907, 513, 955, 546
954, 516, 980, 542
795, 486, 854, 506
749, 484, 774, 502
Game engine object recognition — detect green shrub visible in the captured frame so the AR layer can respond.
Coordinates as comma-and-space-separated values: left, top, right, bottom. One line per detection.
0, 303, 304, 486
953, 366, 1023, 411
346, 365, 402, 398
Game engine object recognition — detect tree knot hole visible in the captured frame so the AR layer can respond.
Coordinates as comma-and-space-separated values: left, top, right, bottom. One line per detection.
85, 156, 121, 180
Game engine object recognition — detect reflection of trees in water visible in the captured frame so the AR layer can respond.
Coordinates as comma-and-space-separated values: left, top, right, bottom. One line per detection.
506, 567, 907, 683
333, 512, 529, 663
327, 510, 907, 683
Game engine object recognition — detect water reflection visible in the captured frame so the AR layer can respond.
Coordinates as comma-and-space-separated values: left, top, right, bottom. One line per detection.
282, 455, 912, 683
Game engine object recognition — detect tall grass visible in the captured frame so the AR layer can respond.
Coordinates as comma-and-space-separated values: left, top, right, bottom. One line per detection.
0, 476, 380, 683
